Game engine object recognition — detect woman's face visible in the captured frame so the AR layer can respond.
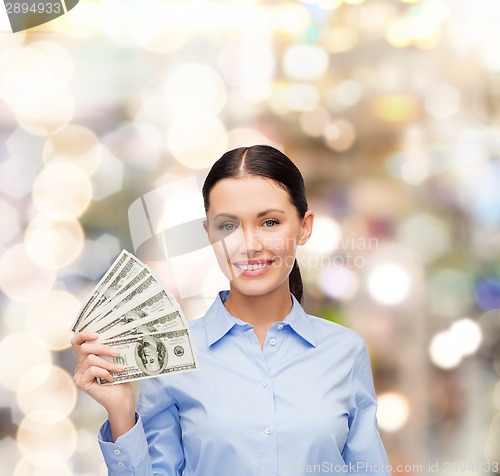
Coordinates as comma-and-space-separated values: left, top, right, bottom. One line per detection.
204, 176, 313, 298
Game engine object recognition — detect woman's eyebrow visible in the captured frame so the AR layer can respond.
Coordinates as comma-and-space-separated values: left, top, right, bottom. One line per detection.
256, 209, 286, 217
212, 213, 238, 221
212, 209, 286, 221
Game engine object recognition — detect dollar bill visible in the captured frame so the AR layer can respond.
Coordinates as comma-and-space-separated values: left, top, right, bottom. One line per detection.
86, 283, 175, 334
80, 273, 163, 332
76, 253, 151, 331
71, 250, 130, 332
97, 309, 187, 343
99, 329, 197, 385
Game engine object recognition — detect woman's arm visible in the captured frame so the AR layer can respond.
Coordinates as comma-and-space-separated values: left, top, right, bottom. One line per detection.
71, 331, 136, 440
342, 341, 392, 476
72, 331, 185, 475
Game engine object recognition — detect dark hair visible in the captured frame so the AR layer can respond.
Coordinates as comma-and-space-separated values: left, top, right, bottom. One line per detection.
202, 145, 308, 303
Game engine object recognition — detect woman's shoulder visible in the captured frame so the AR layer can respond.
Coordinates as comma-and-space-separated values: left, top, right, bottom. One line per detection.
304, 312, 365, 348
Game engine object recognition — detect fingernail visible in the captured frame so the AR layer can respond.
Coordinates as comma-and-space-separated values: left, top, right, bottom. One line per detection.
89, 332, 99, 338
111, 348, 120, 356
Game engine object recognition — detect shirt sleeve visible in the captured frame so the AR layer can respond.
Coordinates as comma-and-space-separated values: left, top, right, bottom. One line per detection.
342, 340, 392, 476
98, 377, 185, 476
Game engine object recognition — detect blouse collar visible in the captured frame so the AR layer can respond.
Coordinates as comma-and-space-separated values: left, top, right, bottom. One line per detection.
204, 290, 316, 348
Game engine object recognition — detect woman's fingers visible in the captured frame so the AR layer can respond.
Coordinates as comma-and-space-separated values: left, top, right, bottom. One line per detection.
75, 365, 114, 388
70, 330, 98, 348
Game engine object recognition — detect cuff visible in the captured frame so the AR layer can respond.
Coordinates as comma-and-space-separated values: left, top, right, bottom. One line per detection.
98, 413, 150, 475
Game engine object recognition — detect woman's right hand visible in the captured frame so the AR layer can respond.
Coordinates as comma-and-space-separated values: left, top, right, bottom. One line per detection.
71, 331, 136, 438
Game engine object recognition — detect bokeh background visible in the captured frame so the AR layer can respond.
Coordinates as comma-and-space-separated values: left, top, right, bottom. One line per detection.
1, 0, 500, 474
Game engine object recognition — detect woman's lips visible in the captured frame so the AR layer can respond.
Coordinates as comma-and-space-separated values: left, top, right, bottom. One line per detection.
233, 260, 275, 277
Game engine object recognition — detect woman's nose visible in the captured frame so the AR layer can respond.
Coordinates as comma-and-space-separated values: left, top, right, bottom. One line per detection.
238, 228, 264, 255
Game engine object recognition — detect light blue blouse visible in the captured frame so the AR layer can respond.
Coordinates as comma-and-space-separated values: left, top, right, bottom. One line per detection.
98, 291, 391, 475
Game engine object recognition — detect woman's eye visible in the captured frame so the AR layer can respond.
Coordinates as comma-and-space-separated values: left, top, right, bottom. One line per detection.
264, 219, 278, 227
220, 223, 235, 231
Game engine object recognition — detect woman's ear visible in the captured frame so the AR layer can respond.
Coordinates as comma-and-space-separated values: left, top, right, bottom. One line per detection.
203, 219, 210, 241
298, 210, 314, 246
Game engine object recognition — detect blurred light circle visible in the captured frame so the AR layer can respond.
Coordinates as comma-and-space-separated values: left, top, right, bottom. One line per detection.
29, 41, 74, 88
2, 301, 30, 333
14, 457, 73, 476
274, 3, 311, 34
26, 290, 81, 351
283, 84, 320, 111
17, 413, 77, 462
427, 269, 474, 318
476, 235, 500, 284
130, 0, 188, 52
91, 148, 124, 201
377, 392, 410, 432
167, 112, 227, 169
324, 119, 356, 152
25, 216, 84, 270
43, 125, 103, 176
300, 107, 330, 137
0, 198, 20, 246
32, 162, 92, 220
386, 18, 411, 48
397, 213, 451, 263
319, 265, 358, 301
51, 0, 101, 38
15, 88, 75, 137
283, 45, 329, 81
0, 332, 52, 391
450, 318, 482, 356
475, 279, 500, 312
162, 63, 226, 115
304, 0, 342, 9
429, 331, 462, 369
0, 47, 53, 110
324, 27, 358, 53
224, 127, 280, 151
102, 121, 162, 171
493, 380, 500, 412
302, 216, 341, 254
17, 365, 77, 420
371, 94, 419, 123
0, 244, 56, 302
326, 80, 364, 110
367, 263, 411, 305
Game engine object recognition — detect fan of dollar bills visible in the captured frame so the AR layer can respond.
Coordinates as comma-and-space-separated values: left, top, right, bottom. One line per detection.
71, 250, 197, 385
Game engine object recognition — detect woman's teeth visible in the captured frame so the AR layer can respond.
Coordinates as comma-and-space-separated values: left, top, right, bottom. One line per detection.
238, 262, 271, 271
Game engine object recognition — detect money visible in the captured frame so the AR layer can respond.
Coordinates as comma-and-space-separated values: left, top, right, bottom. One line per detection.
71, 250, 197, 384
98, 329, 197, 385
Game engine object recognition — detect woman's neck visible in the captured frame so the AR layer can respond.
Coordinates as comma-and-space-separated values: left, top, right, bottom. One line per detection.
223, 283, 293, 338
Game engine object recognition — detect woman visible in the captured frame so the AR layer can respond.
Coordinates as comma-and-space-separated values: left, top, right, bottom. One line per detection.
72, 145, 391, 475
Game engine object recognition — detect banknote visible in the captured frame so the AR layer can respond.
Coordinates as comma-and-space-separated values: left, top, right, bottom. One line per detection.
98, 329, 197, 385
88, 288, 176, 334
71, 250, 130, 332
80, 274, 164, 333
71, 249, 197, 384
97, 309, 187, 343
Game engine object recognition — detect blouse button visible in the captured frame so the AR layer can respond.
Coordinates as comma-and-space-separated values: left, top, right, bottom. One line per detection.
114, 449, 121, 455
261, 381, 268, 388
269, 338, 276, 346
265, 427, 272, 435
277, 323, 284, 330
117, 462, 125, 467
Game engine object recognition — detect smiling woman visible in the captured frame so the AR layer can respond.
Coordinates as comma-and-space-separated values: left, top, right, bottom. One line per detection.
71, 144, 390, 476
